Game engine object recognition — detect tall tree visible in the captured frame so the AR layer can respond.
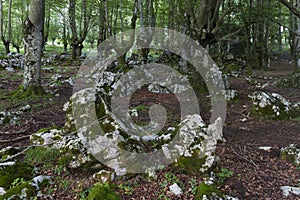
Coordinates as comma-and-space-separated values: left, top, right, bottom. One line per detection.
286, 0, 300, 73
69, 0, 93, 60
0, 0, 13, 54
22, 0, 45, 93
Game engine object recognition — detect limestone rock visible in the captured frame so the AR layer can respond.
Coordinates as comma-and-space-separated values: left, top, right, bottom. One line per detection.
0, 105, 30, 125
169, 183, 182, 195
280, 186, 300, 197
30, 129, 63, 145
93, 170, 115, 183
280, 144, 300, 166
249, 91, 300, 119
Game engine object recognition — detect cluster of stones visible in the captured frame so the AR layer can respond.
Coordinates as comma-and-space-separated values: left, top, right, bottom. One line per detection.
0, 53, 25, 72
0, 105, 30, 125
249, 91, 300, 119
68, 62, 226, 175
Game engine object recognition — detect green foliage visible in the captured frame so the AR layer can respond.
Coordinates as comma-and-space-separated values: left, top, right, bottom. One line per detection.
11, 178, 26, 188
221, 63, 242, 75
250, 102, 300, 120
216, 167, 234, 183
118, 182, 136, 195
0, 162, 34, 190
194, 182, 223, 200
292, 116, 300, 122
24, 146, 60, 165
1, 181, 36, 200
86, 183, 120, 200
188, 178, 198, 195
164, 172, 180, 184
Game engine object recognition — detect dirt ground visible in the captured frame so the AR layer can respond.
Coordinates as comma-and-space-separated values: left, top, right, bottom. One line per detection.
0, 57, 299, 199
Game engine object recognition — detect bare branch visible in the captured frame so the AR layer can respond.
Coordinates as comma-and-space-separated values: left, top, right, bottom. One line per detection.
279, 0, 300, 18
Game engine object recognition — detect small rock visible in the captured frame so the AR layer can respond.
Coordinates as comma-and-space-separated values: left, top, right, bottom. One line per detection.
258, 146, 272, 151
0, 161, 16, 167
93, 170, 114, 183
0, 187, 6, 195
226, 90, 237, 100
42, 67, 54, 73
32, 175, 52, 190
5, 66, 15, 72
280, 144, 300, 166
169, 183, 182, 195
30, 129, 63, 145
280, 186, 300, 197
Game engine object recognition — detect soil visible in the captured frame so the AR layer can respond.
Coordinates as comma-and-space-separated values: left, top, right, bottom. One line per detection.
0, 57, 299, 199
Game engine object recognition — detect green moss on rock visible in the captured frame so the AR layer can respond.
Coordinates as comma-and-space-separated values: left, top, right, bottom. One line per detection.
0, 162, 33, 190
172, 151, 207, 175
1, 181, 36, 199
280, 144, 300, 167
86, 183, 120, 200
12, 85, 48, 99
194, 182, 223, 200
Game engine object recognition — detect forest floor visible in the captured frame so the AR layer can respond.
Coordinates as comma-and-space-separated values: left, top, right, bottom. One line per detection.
0, 56, 300, 199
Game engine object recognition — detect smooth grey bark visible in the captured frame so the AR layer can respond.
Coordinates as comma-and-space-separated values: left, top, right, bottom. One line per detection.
22, 0, 45, 90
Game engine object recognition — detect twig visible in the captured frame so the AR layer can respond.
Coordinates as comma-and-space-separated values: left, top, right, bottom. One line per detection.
58, 182, 76, 196
0, 135, 30, 143
231, 146, 259, 169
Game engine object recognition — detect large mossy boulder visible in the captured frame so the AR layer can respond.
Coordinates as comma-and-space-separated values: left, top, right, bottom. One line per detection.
64, 61, 225, 175
249, 91, 300, 120
170, 115, 224, 174
30, 128, 100, 170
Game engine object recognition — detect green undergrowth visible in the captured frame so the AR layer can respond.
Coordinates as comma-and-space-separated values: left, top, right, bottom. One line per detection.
0, 162, 34, 190
11, 85, 48, 99
194, 182, 223, 200
0, 181, 36, 200
250, 104, 300, 120
86, 183, 120, 200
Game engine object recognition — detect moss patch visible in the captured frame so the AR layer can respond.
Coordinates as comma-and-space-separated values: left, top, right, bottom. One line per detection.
1, 181, 36, 199
194, 182, 223, 200
172, 151, 207, 175
0, 162, 34, 190
11, 85, 48, 99
86, 183, 120, 200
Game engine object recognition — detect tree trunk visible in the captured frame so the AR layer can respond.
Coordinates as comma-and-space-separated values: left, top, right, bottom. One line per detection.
22, 0, 45, 92
43, 4, 51, 49
289, 0, 300, 73
0, 0, 13, 54
69, 0, 78, 60
62, 13, 68, 53
296, 0, 300, 72
69, 0, 92, 60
